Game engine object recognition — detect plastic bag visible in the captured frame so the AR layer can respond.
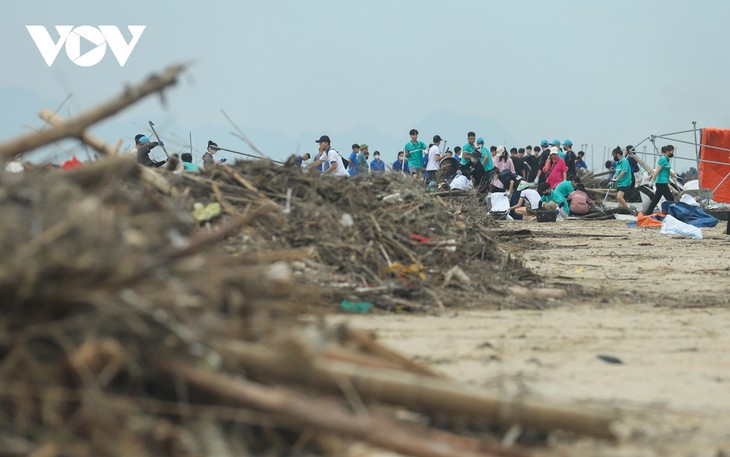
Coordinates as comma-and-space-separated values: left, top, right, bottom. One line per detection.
489, 192, 510, 212
660, 214, 703, 239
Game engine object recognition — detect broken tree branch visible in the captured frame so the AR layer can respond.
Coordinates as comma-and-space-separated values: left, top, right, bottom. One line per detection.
0, 63, 186, 160
162, 360, 517, 457
214, 341, 617, 440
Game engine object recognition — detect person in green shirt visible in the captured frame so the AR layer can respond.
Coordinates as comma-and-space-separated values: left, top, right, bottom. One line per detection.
645, 144, 678, 214
611, 148, 633, 209
554, 176, 581, 200
478, 137, 494, 172
462, 131, 477, 166
538, 182, 570, 216
404, 128, 427, 178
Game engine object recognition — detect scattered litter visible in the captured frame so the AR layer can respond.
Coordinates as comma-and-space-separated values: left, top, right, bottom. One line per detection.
661, 214, 703, 239
191, 201, 222, 222
597, 354, 624, 365
340, 299, 373, 313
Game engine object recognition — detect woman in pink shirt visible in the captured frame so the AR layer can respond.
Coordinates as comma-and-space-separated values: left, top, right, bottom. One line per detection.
543, 147, 567, 189
491, 145, 515, 192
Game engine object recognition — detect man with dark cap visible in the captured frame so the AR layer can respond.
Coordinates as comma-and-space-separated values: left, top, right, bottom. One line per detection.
312, 135, 349, 177
202, 140, 219, 169
134, 134, 165, 167
425, 135, 443, 181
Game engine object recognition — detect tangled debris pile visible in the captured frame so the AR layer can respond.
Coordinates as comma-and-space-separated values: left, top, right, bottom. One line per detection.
166, 160, 537, 312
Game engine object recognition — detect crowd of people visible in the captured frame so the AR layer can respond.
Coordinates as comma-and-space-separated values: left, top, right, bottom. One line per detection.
133, 128, 680, 219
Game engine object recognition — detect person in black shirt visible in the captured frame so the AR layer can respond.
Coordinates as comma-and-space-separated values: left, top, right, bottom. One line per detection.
510, 147, 526, 179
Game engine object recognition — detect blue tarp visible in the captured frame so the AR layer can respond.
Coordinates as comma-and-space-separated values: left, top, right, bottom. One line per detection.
668, 202, 719, 228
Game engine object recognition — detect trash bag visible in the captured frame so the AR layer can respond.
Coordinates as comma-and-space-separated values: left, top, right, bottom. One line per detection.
668, 202, 718, 228
660, 214, 703, 239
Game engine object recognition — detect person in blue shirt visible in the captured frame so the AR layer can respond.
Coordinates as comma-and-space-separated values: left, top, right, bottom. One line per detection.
576, 151, 588, 172
370, 150, 386, 175
348, 144, 360, 176
392, 151, 410, 174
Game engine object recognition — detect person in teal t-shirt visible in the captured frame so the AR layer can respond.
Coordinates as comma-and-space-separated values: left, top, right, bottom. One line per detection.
404, 128, 427, 178
645, 144, 678, 214
538, 182, 570, 216
611, 148, 633, 209
554, 176, 581, 200
462, 131, 477, 166
477, 137, 494, 171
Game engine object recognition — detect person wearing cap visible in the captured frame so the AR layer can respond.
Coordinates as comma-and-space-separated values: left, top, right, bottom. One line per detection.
134, 134, 164, 168
404, 129, 427, 179
392, 151, 410, 174
611, 147, 632, 208
548, 139, 563, 159
370, 150, 385, 175
357, 144, 369, 175
202, 140, 219, 169
425, 135, 443, 180
462, 132, 477, 166
312, 135, 349, 177
563, 140, 577, 177
542, 147, 568, 189
491, 145, 515, 193
477, 137, 495, 172
533, 140, 551, 184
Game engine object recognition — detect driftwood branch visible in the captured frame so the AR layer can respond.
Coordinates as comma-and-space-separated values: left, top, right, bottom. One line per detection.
162, 360, 521, 457
0, 63, 186, 160
38, 108, 121, 156
215, 341, 616, 440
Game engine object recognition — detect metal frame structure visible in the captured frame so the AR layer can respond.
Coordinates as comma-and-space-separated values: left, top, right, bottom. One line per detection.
630, 123, 730, 199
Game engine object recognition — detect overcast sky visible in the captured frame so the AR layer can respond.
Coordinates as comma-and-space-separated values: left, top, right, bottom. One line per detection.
1, 0, 728, 170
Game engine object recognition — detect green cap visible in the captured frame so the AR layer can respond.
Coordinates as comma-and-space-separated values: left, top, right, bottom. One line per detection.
360, 144, 368, 149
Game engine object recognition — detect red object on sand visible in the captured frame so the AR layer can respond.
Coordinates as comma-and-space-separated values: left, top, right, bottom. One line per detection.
61, 157, 83, 170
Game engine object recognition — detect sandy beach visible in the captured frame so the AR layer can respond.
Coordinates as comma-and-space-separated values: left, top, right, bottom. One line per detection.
330, 219, 730, 456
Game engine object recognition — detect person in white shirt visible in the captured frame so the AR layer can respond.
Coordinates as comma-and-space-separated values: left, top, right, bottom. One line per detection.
312, 135, 349, 177
511, 188, 542, 219
425, 134, 443, 181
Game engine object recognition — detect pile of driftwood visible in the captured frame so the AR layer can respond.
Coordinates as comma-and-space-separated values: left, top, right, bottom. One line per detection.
0, 66, 616, 456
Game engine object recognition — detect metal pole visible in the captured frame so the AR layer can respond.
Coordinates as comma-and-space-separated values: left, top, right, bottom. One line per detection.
216, 146, 285, 164
692, 121, 700, 181
148, 121, 170, 158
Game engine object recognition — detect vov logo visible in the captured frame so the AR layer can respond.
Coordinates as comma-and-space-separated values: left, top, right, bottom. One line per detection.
26, 25, 146, 67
